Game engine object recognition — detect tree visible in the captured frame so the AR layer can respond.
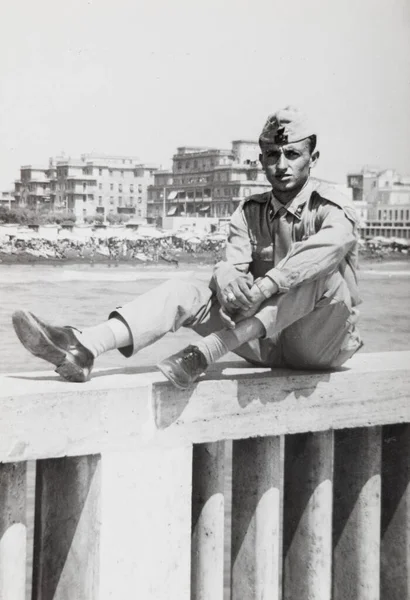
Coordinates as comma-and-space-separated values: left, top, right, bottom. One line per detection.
106, 212, 130, 225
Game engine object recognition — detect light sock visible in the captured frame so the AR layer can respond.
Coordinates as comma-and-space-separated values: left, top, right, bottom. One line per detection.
73, 317, 132, 358
196, 317, 265, 365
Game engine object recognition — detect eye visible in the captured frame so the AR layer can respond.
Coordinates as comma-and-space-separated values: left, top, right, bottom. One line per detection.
284, 150, 300, 160
266, 151, 281, 161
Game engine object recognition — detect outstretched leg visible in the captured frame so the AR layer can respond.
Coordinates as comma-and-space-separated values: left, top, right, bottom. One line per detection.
12, 278, 214, 382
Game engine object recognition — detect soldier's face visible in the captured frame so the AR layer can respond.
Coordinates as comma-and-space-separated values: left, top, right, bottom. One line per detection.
259, 138, 318, 195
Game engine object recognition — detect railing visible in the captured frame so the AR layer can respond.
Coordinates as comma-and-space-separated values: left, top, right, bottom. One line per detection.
1, 351, 409, 600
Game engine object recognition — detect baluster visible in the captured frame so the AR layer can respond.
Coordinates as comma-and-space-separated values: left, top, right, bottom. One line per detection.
381, 423, 410, 599
0, 462, 26, 600
333, 426, 381, 600
191, 442, 225, 600
98, 445, 193, 600
31, 455, 100, 600
283, 431, 333, 600
231, 436, 283, 600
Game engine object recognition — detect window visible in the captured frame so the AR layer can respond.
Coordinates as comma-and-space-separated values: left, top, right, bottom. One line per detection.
120, 170, 124, 177
130, 196, 134, 204
110, 197, 114, 204
98, 183, 102, 190
110, 183, 114, 191
119, 184, 123, 192
99, 196, 103, 206
99, 168, 103, 176
130, 184, 134, 192
138, 185, 142, 193
118, 196, 122, 206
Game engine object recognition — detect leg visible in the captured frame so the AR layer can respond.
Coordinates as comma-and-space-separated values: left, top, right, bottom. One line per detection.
11, 278, 214, 382
109, 278, 214, 356
281, 302, 361, 369
159, 271, 361, 388
233, 271, 359, 368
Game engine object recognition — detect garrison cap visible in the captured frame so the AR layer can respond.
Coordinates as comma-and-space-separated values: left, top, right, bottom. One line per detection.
259, 106, 315, 145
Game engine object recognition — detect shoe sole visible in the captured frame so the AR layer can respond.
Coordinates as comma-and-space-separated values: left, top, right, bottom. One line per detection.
156, 361, 192, 390
12, 310, 90, 382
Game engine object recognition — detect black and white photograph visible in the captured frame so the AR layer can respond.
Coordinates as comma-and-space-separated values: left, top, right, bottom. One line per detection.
0, 0, 409, 598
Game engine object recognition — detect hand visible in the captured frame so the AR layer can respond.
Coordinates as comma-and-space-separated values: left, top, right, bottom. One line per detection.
221, 277, 254, 312
219, 283, 266, 328
234, 285, 265, 321
247, 282, 266, 305
219, 306, 237, 329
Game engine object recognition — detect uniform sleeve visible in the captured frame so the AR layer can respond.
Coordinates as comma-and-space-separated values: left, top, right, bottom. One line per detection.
265, 203, 357, 292
212, 205, 253, 292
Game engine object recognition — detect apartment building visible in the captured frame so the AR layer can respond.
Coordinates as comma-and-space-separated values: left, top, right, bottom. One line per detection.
14, 166, 51, 210
147, 141, 270, 222
0, 191, 15, 209
14, 154, 158, 222
347, 168, 410, 238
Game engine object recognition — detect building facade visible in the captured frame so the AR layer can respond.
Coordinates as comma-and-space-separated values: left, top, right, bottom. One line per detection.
347, 168, 410, 239
0, 191, 15, 210
147, 141, 270, 223
13, 155, 158, 222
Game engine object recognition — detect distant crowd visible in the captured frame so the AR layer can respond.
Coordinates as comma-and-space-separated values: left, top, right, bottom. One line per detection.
0, 231, 408, 264
0, 232, 226, 265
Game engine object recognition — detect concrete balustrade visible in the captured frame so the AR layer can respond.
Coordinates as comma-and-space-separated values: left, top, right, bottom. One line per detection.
0, 350, 409, 599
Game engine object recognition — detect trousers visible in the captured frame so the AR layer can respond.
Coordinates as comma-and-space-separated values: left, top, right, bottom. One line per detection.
109, 271, 362, 369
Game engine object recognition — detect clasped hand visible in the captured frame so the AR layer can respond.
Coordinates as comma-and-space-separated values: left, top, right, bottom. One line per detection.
219, 277, 266, 329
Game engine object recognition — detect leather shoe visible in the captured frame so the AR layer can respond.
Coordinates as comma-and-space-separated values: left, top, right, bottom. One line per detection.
157, 345, 208, 390
12, 310, 94, 382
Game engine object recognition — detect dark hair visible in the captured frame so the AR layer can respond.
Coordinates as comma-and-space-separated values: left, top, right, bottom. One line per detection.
308, 135, 317, 153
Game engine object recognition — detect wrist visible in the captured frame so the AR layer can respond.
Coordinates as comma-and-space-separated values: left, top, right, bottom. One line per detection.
256, 276, 279, 298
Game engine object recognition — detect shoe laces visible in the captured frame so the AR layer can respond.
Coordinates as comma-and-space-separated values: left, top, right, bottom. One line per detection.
181, 345, 207, 371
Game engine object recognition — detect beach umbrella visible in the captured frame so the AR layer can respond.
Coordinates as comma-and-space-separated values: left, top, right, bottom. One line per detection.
186, 236, 202, 244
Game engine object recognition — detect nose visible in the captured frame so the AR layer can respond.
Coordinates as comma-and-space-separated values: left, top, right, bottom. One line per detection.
277, 151, 288, 171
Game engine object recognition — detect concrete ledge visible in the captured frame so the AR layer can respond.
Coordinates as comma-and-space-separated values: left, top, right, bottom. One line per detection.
1, 351, 409, 462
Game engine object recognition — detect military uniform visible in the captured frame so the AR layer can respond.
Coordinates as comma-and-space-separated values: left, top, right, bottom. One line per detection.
111, 174, 362, 370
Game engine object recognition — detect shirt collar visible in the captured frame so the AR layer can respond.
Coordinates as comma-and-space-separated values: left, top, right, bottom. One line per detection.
270, 179, 314, 220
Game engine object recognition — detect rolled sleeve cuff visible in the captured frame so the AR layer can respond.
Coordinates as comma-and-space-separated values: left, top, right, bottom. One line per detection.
265, 269, 290, 294
256, 276, 278, 298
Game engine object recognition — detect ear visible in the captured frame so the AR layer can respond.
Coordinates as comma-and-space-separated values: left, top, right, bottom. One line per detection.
310, 150, 320, 170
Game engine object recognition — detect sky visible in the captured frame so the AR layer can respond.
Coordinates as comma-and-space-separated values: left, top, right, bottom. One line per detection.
1, 0, 409, 189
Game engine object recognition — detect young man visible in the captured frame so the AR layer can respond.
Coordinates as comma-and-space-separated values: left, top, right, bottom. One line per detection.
12, 107, 362, 389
